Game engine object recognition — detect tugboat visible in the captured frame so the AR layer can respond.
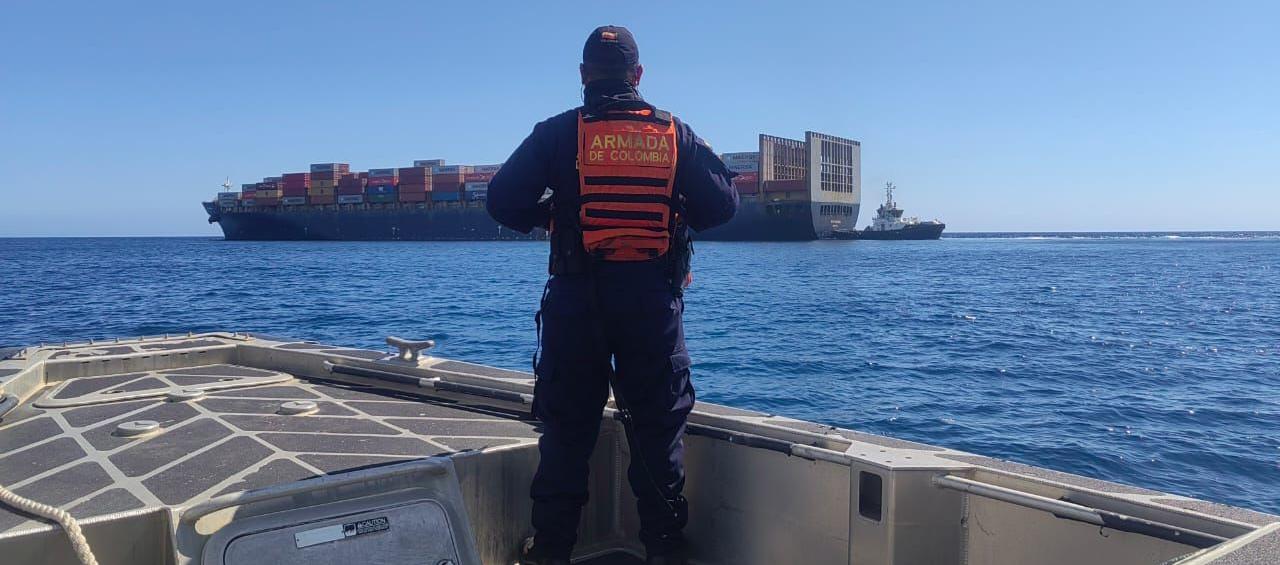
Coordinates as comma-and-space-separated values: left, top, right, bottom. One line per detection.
835, 182, 945, 240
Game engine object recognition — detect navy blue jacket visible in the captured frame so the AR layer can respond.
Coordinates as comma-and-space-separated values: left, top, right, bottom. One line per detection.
487, 80, 738, 236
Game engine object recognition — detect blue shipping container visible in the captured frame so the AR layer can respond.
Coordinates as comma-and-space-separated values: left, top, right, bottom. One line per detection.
431, 191, 460, 201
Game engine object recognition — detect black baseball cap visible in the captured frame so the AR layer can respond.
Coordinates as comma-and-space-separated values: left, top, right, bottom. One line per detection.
583, 25, 639, 70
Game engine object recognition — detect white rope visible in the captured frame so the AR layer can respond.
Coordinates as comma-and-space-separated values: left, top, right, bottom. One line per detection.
0, 484, 99, 565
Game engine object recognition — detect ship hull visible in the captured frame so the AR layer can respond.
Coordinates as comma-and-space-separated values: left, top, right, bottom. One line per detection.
211, 204, 544, 241
208, 198, 859, 242
692, 198, 859, 241
835, 222, 945, 240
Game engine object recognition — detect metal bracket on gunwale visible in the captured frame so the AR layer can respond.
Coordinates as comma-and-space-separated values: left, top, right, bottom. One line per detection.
932, 474, 1226, 548
387, 336, 435, 363
323, 361, 532, 405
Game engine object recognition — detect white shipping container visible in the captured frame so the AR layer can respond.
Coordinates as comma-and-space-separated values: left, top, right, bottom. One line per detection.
464, 181, 489, 191
414, 159, 446, 168
282, 196, 307, 205
469, 190, 487, 201
471, 164, 502, 173
721, 151, 760, 163
721, 152, 759, 174
218, 192, 240, 200
431, 165, 473, 174
241, 199, 256, 207
337, 195, 364, 204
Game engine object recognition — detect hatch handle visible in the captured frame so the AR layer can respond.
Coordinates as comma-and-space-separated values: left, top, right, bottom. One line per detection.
387, 336, 435, 362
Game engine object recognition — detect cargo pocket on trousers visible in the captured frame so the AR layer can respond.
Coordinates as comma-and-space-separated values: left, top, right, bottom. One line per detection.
668, 350, 692, 399
532, 357, 557, 421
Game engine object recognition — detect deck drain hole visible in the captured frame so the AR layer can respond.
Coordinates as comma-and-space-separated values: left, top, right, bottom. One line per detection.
115, 420, 161, 438
279, 400, 318, 416
104, 389, 124, 394
218, 377, 238, 382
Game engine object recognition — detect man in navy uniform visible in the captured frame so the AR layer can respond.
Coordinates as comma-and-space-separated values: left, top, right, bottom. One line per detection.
486, 25, 738, 565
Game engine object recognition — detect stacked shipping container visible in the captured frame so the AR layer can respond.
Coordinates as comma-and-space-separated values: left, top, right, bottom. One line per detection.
367, 168, 398, 203
281, 173, 310, 199
733, 172, 760, 195
431, 165, 471, 202
337, 173, 365, 204
255, 177, 282, 206
232, 161, 502, 208
397, 167, 433, 202
721, 152, 761, 196
463, 169, 496, 201
307, 163, 349, 205
238, 183, 257, 205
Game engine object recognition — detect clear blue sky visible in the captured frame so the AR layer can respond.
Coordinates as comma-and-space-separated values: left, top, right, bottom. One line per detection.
1, 1, 1276, 235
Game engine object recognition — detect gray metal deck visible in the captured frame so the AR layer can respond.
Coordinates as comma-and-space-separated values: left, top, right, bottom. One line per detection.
0, 333, 1275, 564
0, 366, 539, 534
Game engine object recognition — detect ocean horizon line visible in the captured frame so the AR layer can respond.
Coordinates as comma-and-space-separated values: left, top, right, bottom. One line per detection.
2, 230, 1278, 240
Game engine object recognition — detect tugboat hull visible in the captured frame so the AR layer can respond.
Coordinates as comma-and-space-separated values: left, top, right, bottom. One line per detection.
836, 222, 945, 240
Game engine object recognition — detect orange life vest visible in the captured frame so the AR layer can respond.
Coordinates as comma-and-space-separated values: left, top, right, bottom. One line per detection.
576, 107, 678, 261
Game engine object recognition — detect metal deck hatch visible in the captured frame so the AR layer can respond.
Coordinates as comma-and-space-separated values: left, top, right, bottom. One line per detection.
223, 500, 456, 564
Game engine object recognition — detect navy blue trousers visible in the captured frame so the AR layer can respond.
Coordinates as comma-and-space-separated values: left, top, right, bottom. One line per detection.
530, 267, 694, 558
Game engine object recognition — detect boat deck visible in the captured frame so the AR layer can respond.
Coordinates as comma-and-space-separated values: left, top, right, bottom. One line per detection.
0, 333, 1275, 564
0, 363, 539, 534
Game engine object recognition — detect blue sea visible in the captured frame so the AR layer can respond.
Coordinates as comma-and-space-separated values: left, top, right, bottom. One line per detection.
2, 234, 1278, 513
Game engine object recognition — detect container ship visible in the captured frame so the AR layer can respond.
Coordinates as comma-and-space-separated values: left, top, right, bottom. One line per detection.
204, 132, 861, 241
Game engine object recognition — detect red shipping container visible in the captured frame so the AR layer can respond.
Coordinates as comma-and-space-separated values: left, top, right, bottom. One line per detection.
367, 179, 397, 188
763, 179, 806, 192
358, 172, 369, 180
433, 181, 463, 192
432, 172, 465, 184
309, 194, 336, 205
398, 167, 431, 180
398, 191, 427, 202
734, 172, 761, 194
282, 172, 311, 182
464, 172, 494, 183
311, 170, 341, 181
337, 174, 366, 195
399, 181, 431, 193
281, 185, 307, 197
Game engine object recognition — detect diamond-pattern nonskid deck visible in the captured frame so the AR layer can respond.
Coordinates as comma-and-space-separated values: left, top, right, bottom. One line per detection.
0, 364, 541, 533
3, 334, 1279, 564
37, 364, 291, 408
